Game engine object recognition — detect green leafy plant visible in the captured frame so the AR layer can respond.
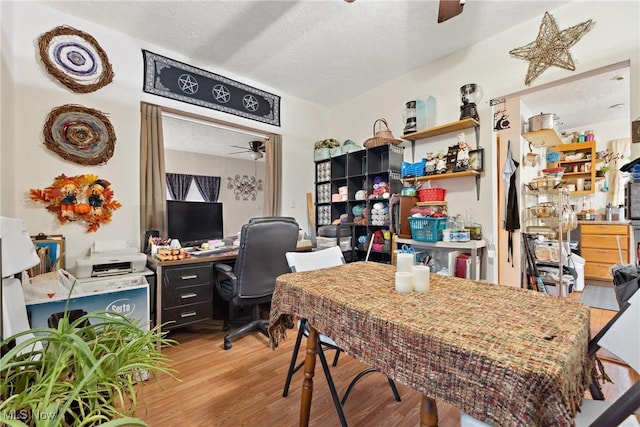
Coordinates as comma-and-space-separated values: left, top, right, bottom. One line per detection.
0, 309, 177, 426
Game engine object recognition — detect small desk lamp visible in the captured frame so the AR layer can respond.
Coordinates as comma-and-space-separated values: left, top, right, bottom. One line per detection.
1, 216, 40, 341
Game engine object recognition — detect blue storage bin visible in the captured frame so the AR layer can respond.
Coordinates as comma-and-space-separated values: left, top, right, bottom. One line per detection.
401, 159, 426, 178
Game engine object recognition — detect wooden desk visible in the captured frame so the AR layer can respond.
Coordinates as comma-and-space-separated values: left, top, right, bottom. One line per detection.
268, 262, 592, 426
147, 251, 238, 332
148, 241, 313, 331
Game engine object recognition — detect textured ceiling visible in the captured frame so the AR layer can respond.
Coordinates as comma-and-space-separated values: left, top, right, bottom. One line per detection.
38, 0, 569, 107
36, 0, 630, 157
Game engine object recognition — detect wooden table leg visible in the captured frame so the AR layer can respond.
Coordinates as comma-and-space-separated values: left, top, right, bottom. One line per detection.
300, 326, 318, 426
420, 394, 439, 427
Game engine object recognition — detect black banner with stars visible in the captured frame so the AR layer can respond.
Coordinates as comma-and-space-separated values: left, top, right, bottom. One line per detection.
142, 50, 280, 126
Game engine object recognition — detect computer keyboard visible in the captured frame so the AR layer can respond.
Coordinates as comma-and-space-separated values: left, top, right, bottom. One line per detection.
188, 246, 237, 256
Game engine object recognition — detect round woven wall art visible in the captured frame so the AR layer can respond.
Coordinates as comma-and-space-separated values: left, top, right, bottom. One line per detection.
43, 104, 116, 166
38, 25, 114, 93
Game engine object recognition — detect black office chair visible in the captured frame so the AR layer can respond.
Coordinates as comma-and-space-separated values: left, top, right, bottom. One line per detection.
214, 216, 299, 350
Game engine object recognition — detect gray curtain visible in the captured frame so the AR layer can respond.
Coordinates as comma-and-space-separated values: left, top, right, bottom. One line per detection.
263, 134, 282, 216
194, 175, 221, 202
140, 102, 167, 246
166, 173, 193, 201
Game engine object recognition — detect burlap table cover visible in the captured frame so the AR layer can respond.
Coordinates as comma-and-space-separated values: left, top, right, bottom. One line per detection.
268, 262, 592, 426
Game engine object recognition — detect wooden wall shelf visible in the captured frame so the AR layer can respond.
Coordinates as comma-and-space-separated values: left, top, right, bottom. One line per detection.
401, 170, 481, 183
401, 118, 482, 200
403, 118, 479, 141
522, 129, 562, 147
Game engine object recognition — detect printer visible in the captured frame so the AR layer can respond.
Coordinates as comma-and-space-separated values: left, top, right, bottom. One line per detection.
75, 240, 147, 278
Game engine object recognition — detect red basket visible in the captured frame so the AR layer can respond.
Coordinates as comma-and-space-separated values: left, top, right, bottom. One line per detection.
418, 187, 446, 202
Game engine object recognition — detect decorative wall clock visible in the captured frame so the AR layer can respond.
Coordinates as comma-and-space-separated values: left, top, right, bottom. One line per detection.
30, 173, 122, 233
38, 25, 114, 93
43, 104, 116, 165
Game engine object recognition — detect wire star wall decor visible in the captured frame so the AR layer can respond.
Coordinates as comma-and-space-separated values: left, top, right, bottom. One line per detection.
509, 11, 594, 86
227, 174, 263, 201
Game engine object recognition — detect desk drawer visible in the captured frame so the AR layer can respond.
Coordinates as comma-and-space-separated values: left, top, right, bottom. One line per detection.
581, 248, 628, 264
163, 264, 213, 288
163, 283, 211, 308
163, 302, 212, 329
581, 234, 628, 250
585, 262, 614, 280
581, 224, 629, 235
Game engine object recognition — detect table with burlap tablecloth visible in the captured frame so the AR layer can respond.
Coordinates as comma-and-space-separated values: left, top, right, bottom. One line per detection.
268, 262, 592, 426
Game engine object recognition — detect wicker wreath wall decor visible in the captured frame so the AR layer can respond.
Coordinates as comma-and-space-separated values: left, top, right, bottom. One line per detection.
30, 173, 122, 233
43, 104, 116, 165
38, 25, 114, 93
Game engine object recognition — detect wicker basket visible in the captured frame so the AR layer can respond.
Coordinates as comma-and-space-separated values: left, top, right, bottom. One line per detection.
363, 118, 403, 148
418, 187, 446, 202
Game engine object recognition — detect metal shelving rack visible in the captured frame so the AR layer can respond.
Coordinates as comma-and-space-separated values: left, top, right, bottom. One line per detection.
522, 186, 573, 297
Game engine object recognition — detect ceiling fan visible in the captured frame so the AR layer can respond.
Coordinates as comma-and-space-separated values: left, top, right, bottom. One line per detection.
438, 0, 465, 23
229, 140, 266, 159
344, 0, 464, 24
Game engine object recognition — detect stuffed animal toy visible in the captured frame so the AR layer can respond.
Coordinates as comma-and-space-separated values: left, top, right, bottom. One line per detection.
436, 151, 447, 174
425, 152, 436, 175
456, 133, 470, 170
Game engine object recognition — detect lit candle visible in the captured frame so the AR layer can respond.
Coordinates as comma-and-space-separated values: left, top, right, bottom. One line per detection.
412, 265, 430, 292
396, 253, 414, 273
395, 272, 413, 293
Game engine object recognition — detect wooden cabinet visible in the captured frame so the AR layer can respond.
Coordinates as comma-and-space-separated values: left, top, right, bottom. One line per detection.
580, 223, 630, 282
160, 263, 213, 330
551, 141, 596, 195
314, 144, 403, 263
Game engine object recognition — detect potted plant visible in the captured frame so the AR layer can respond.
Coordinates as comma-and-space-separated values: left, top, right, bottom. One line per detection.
0, 308, 176, 426
596, 164, 610, 177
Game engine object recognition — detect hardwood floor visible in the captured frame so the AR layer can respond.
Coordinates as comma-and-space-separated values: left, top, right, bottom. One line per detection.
136, 297, 634, 426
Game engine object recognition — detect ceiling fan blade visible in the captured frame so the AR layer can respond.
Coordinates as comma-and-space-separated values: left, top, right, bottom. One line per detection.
230, 145, 247, 150
438, 0, 464, 23
228, 150, 249, 154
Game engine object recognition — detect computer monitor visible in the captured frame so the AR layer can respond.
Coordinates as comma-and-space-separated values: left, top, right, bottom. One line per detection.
166, 200, 223, 247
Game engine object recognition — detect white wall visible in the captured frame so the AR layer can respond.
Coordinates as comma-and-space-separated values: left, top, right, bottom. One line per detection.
0, 2, 326, 265
164, 149, 266, 237
2, 1, 638, 281
328, 1, 640, 283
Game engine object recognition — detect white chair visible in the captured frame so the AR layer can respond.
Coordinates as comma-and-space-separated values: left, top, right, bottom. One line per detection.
282, 246, 400, 427
461, 289, 640, 427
